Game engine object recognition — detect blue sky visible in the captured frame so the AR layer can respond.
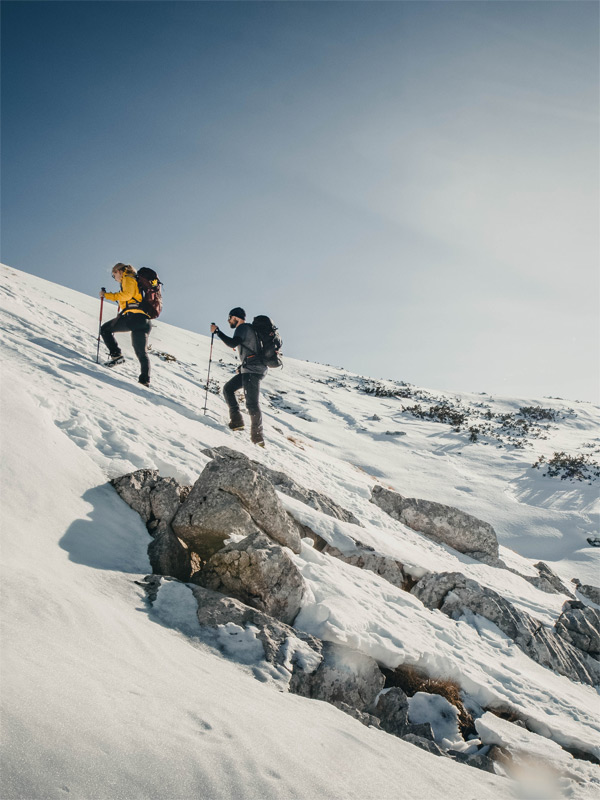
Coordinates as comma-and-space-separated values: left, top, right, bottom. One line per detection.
2, 1, 598, 401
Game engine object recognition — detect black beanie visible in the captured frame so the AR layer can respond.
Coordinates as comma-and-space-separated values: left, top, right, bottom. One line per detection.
229, 307, 246, 320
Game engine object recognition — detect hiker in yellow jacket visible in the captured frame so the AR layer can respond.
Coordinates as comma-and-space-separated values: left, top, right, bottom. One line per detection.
100, 263, 152, 386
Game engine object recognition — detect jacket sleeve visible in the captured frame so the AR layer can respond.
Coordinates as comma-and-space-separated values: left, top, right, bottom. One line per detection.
104, 274, 138, 303
215, 329, 243, 349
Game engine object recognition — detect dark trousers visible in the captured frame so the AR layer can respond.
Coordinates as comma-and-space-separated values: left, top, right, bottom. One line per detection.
223, 372, 264, 440
101, 313, 151, 380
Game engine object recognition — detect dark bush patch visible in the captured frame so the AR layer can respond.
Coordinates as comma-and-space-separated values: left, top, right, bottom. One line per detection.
518, 406, 559, 422
532, 452, 600, 482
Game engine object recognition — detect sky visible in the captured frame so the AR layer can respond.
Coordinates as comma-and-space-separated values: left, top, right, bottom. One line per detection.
1, 0, 598, 402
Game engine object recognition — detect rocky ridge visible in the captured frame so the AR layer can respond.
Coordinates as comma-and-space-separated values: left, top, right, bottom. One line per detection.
112, 448, 600, 780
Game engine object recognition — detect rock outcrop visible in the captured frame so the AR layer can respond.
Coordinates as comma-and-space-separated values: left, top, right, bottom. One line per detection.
572, 579, 600, 605
191, 583, 322, 670
289, 640, 385, 712
321, 542, 409, 590
555, 601, 600, 660
111, 470, 196, 581
412, 571, 600, 686
524, 562, 574, 597
370, 485, 500, 564
172, 451, 303, 559
195, 532, 306, 625
202, 446, 362, 526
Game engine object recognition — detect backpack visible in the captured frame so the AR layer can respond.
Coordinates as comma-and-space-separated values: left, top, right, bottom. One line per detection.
135, 267, 163, 319
251, 316, 283, 368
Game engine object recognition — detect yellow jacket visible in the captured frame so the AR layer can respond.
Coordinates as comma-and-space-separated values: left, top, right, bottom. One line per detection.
104, 268, 147, 315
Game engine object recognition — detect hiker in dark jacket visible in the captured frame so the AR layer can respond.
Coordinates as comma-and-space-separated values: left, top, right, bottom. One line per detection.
100, 263, 152, 386
211, 307, 267, 446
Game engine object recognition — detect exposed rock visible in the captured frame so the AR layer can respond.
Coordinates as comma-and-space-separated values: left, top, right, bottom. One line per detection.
202, 446, 362, 526
112, 470, 195, 581
289, 640, 385, 712
448, 749, 496, 772
572, 579, 600, 606
337, 702, 381, 728
370, 485, 500, 564
524, 562, 574, 597
412, 571, 600, 686
190, 584, 321, 669
148, 529, 201, 583
194, 532, 306, 625
322, 543, 408, 590
111, 469, 160, 522
555, 601, 600, 659
402, 734, 447, 757
373, 687, 436, 742
173, 452, 303, 558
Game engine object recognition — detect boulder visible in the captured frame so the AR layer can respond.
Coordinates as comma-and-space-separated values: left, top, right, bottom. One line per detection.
402, 734, 447, 757
373, 687, 436, 742
572, 579, 600, 606
370, 485, 500, 564
202, 446, 362, 526
112, 470, 196, 581
111, 469, 159, 522
191, 584, 321, 670
412, 572, 600, 686
322, 543, 408, 590
555, 601, 600, 659
524, 562, 574, 597
195, 532, 306, 625
289, 640, 385, 712
172, 453, 303, 558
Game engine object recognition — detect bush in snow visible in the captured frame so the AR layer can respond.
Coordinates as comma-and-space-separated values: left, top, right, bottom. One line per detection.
532, 452, 600, 482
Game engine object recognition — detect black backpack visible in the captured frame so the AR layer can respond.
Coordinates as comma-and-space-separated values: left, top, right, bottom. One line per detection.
135, 268, 163, 319
251, 316, 283, 368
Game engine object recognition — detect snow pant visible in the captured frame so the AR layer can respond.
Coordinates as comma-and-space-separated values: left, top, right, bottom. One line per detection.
101, 313, 152, 382
223, 372, 264, 442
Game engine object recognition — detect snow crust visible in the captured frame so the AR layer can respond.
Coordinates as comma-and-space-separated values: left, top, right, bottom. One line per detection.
1, 264, 599, 799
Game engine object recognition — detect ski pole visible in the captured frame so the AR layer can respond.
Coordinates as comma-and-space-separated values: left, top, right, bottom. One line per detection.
203, 331, 215, 414
96, 292, 105, 363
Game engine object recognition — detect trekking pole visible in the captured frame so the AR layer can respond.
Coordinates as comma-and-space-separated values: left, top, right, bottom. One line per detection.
96, 292, 105, 363
203, 331, 215, 414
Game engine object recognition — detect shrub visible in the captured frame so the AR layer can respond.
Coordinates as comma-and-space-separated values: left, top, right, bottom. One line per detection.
532, 452, 600, 482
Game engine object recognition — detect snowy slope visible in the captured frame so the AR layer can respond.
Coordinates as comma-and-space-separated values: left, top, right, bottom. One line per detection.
1, 264, 598, 800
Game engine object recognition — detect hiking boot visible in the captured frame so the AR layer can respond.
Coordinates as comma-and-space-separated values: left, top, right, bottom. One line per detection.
228, 411, 244, 431
138, 376, 150, 387
104, 353, 125, 367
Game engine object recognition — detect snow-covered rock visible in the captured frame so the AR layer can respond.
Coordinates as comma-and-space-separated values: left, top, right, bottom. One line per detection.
370, 485, 500, 564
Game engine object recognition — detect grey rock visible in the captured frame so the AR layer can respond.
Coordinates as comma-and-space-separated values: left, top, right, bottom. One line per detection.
373, 687, 437, 741
289, 640, 385, 712
412, 572, 600, 686
173, 452, 303, 557
202, 446, 362, 526
337, 702, 382, 728
148, 529, 201, 583
111, 469, 159, 522
370, 485, 500, 563
322, 543, 407, 590
112, 470, 196, 581
402, 734, 448, 757
449, 750, 496, 773
572, 579, 600, 605
195, 532, 306, 625
191, 584, 321, 668
555, 602, 600, 659
524, 562, 574, 597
